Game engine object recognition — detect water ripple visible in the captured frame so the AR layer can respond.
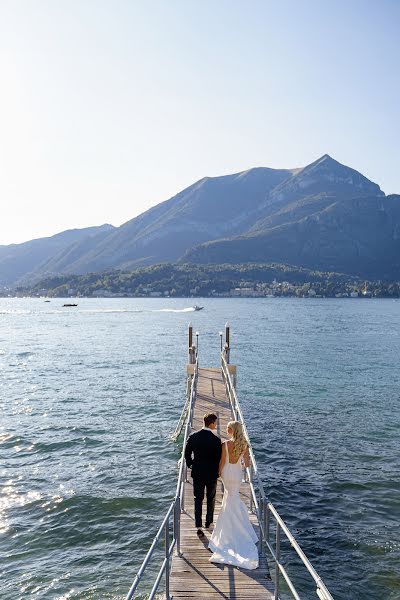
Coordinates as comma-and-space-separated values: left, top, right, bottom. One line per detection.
1, 297, 399, 600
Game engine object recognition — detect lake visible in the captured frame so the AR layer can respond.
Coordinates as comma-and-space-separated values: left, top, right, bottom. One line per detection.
1, 297, 399, 599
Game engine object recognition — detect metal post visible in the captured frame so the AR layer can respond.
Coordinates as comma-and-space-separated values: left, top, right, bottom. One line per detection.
175, 499, 181, 557
195, 331, 199, 355
265, 503, 270, 544
219, 331, 223, 352
274, 523, 281, 600
165, 518, 170, 600
188, 322, 193, 349
224, 343, 229, 364
258, 493, 263, 555
183, 461, 187, 493
249, 465, 253, 512
188, 322, 193, 363
225, 322, 230, 363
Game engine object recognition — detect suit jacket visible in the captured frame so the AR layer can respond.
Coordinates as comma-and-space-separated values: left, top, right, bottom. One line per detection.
185, 428, 222, 480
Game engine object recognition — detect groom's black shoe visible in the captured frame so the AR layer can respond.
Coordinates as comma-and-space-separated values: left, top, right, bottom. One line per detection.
205, 521, 212, 528
197, 528, 205, 538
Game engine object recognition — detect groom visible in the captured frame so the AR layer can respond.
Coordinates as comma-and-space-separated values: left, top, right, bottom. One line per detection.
184, 413, 222, 536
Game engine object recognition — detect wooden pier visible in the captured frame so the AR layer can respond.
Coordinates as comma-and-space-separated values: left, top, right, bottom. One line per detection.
170, 367, 274, 600
126, 323, 334, 600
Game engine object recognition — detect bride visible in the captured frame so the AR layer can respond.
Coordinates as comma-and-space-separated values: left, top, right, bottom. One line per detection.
208, 420, 259, 569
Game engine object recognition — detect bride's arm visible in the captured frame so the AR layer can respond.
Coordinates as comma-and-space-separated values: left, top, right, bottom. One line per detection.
243, 445, 250, 468
218, 442, 226, 476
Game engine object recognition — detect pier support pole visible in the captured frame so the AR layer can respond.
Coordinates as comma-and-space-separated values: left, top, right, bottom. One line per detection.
188, 322, 193, 364
225, 321, 230, 364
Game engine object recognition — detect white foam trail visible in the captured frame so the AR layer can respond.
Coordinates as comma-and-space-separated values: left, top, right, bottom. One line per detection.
0, 310, 31, 315
78, 309, 143, 313
155, 307, 196, 313
44, 309, 144, 314
0, 307, 198, 316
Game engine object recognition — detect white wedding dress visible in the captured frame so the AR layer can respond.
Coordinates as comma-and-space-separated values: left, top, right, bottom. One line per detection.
208, 442, 259, 569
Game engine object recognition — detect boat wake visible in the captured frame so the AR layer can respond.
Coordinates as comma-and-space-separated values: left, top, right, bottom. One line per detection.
78, 309, 144, 314
155, 307, 196, 313
75, 308, 197, 314
0, 309, 31, 315
43, 307, 198, 314
0, 307, 199, 315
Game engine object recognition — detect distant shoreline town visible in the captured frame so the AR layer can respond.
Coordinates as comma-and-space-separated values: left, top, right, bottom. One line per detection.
4, 263, 399, 299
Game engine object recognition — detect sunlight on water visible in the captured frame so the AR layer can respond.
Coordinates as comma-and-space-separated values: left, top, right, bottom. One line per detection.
0, 484, 42, 533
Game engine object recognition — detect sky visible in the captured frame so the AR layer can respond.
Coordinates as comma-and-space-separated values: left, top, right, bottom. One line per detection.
0, 0, 399, 245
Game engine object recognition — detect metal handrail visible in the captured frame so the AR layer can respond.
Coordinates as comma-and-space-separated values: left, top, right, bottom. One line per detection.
125, 502, 175, 600
175, 354, 198, 499
221, 352, 334, 600
171, 376, 192, 441
125, 354, 199, 600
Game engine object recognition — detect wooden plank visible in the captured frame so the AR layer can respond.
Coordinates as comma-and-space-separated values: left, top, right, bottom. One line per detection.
170, 367, 274, 600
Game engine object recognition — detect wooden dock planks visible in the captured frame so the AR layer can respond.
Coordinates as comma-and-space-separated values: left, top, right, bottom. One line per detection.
170, 368, 274, 600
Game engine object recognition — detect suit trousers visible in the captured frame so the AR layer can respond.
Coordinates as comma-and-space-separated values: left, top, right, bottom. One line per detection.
192, 477, 217, 528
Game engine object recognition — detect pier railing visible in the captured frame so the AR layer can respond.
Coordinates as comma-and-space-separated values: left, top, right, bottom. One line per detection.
221, 352, 334, 600
170, 375, 192, 442
125, 354, 199, 600
125, 331, 334, 600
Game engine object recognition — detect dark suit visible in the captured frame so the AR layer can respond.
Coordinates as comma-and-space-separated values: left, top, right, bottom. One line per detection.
185, 428, 222, 528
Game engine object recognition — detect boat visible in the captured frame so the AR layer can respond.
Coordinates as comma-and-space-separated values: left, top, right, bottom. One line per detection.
63, 303, 78, 307
44, 300, 51, 302
193, 305, 204, 311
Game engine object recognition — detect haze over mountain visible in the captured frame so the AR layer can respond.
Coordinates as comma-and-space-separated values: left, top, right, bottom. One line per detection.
1, 154, 399, 287
0, 225, 115, 286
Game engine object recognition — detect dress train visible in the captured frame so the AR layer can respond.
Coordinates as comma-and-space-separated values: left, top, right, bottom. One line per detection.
208, 448, 258, 569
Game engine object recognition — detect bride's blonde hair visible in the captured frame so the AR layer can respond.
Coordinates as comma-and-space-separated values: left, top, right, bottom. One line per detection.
227, 421, 248, 462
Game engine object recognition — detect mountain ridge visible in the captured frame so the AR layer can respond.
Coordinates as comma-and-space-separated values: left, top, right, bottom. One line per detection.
1, 154, 398, 287
0, 224, 115, 286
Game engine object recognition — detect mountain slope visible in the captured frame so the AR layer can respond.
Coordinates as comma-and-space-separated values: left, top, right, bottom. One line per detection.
41, 167, 294, 274
23, 225, 119, 283
0, 225, 115, 286
185, 194, 400, 279
248, 154, 383, 232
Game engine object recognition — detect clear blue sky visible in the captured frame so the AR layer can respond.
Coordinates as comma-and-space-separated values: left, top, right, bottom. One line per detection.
0, 0, 399, 244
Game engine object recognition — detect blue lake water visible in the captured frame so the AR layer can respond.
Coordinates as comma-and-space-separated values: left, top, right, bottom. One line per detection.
0, 297, 399, 600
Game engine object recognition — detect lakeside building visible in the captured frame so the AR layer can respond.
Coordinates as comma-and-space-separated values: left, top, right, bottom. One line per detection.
229, 287, 267, 297
92, 289, 118, 297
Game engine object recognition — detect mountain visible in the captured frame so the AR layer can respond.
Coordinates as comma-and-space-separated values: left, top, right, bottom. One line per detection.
59, 155, 386, 277
2, 154, 399, 286
41, 167, 295, 275
0, 224, 115, 287
247, 154, 383, 232
184, 155, 400, 279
